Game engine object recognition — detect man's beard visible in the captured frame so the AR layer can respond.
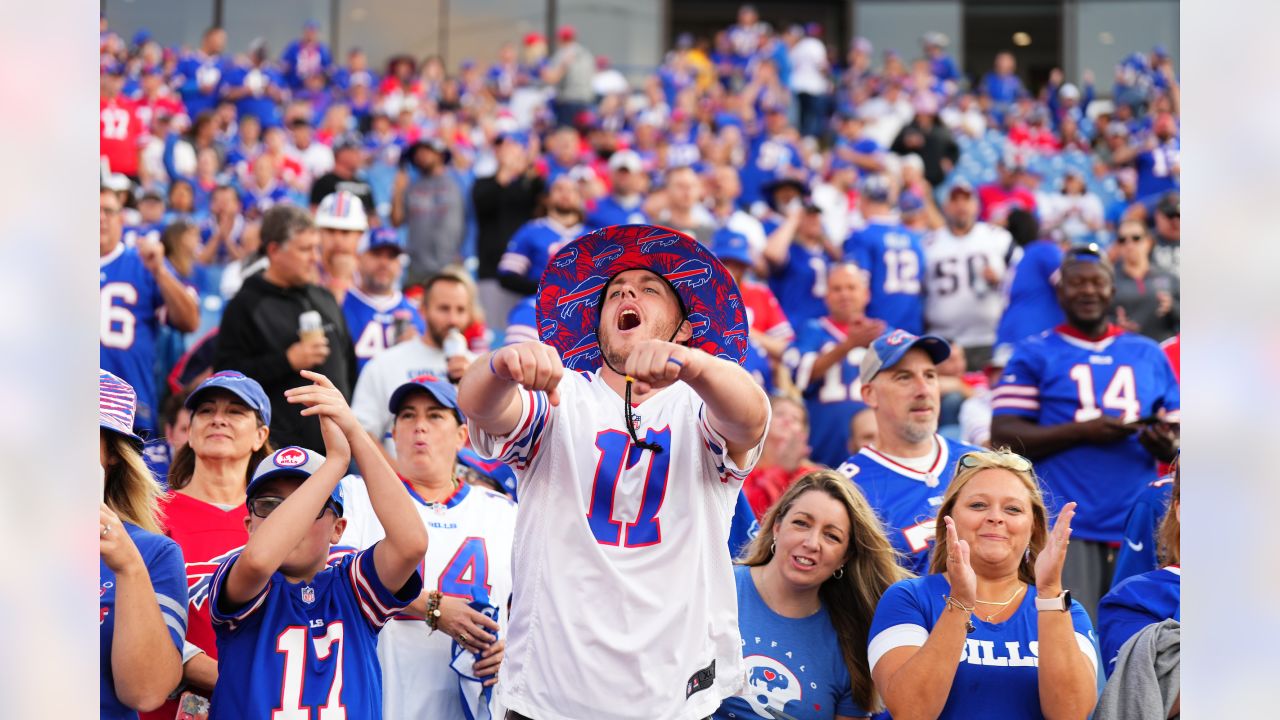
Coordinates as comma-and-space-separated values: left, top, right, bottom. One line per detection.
901, 415, 938, 445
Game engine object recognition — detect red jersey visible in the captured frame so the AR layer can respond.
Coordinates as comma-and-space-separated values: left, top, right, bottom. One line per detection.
743, 464, 818, 519
1161, 334, 1180, 381
133, 92, 186, 132
741, 281, 794, 343
140, 491, 249, 720
100, 95, 144, 177
977, 182, 1038, 223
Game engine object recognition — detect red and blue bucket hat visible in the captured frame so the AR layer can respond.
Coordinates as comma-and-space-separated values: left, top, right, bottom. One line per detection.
534, 224, 749, 372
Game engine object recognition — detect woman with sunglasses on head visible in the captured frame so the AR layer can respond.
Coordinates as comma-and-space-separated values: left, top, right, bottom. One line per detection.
868, 449, 1099, 719
99, 370, 187, 718
139, 371, 273, 720
714, 470, 906, 720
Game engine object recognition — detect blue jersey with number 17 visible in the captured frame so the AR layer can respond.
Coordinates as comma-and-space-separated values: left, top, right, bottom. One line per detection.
837, 435, 977, 575
209, 545, 423, 720
843, 219, 926, 334
343, 288, 426, 375
993, 327, 1180, 542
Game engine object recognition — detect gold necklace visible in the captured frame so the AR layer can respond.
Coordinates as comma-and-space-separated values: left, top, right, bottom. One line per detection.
973, 583, 1025, 621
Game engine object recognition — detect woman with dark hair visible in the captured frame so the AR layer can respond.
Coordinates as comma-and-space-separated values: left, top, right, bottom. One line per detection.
714, 469, 906, 719
140, 371, 272, 719
868, 449, 1098, 719
1098, 456, 1181, 676
99, 370, 186, 718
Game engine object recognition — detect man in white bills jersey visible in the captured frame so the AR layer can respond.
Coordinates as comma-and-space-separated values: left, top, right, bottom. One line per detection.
459, 224, 771, 720
922, 180, 1017, 370
338, 374, 516, 720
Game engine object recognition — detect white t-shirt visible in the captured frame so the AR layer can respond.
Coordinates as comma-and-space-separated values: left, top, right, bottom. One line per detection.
923, 223, 1016, 347
351, 340, 451, 454
788, 37, 831, 95
339, 475, 517, 720
723, 209, 768, 260
469, 371, 769, 720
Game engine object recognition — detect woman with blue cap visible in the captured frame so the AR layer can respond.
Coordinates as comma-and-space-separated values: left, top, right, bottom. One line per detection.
99, 369, 186, 718
140, 370, 274, 719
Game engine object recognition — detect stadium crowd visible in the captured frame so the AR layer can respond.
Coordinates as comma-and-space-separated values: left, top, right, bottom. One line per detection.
100, 4, 1181, 719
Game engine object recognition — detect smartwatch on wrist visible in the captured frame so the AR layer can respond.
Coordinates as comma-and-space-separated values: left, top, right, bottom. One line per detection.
1035, 589, 1071, 612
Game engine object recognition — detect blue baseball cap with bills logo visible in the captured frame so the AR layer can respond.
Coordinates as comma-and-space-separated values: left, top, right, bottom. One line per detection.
711, 227, 752, 267
858, 330, 951, 385
247, 446, 343, 516
359, 227, 407, 255
388, 374, 464, 422
99, 369, 143, 445
185, 370, 272, 426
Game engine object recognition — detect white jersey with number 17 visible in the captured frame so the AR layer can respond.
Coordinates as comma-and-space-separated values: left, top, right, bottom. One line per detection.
470, 369, 768, 720
923, 222, 1016, 347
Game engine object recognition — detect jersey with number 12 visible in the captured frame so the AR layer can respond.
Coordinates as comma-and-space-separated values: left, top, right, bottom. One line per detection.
993, 326, 1180, 542
469, 371, 767, 720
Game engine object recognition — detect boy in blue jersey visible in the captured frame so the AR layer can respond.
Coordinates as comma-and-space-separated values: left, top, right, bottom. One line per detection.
785, 263, 885, 467
100, 188, 201, 434
837, 330, 979, 574
497, 176, 585, 296
209, 371, 426, 720
344, 228, 426, 375
991, 247, 1180, 617
843, 175, 926, 334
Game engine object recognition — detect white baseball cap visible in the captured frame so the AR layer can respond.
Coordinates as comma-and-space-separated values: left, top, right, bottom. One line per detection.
315, 190, 369, 232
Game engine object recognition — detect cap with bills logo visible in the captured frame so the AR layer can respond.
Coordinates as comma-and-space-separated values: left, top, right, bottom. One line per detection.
859, 330, 951, 385
247, 446, 343, 516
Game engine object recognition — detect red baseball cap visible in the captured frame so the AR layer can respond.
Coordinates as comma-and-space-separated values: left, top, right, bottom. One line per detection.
557, 25, 576, 41
523, 32, 545, 47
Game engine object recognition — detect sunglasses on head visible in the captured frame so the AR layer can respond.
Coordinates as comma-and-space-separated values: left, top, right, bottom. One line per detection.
248, 496, 338, 520
1063, 243, 1103, 262
958, 450, 1033, 472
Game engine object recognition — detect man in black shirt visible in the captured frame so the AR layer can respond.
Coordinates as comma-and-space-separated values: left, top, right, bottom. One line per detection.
472, 133, 544, 328
214, 204, 356, 450
308, 135, 377, 222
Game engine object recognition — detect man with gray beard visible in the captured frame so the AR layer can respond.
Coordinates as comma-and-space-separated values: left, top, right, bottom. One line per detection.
834, 330, 980, 574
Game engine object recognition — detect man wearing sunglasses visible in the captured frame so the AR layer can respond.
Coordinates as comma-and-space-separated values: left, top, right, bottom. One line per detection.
990, 248, 1180, 617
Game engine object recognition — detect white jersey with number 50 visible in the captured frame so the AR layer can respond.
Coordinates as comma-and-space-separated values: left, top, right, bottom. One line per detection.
922, 222, 1017, 347
470, 370, 768, 720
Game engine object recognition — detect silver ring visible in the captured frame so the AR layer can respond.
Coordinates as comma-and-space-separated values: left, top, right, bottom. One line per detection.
101, 524, 111, 537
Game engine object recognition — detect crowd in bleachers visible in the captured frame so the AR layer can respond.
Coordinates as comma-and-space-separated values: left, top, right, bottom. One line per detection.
99, 4, 1182, 718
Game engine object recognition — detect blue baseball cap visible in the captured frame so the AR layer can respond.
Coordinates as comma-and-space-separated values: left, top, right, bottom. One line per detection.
185, 370, 272, 426
860, 175, 893, 204
711, 227, 752, 267
247, 446, 343, 516
858, 330, 951, 385
898, 191, 925, 215
359, 227, 406, 254
388, 374, 464, 422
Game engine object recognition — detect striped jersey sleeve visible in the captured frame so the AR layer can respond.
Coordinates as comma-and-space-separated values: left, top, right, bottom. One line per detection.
208, 552, 272, 632
468, 388, 552, 471
342, 545, 423, 630
147, 536, 190, 651
696, 401, 769, 485
991, 344, 1043, 419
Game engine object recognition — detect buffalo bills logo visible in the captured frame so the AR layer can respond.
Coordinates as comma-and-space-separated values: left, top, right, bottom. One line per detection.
555, 275, 608, 319
687, 312, 710, 339
562, 333, 601, 370
411, 373, 441, 384
640, 233, 680, 253
551, 247, 579, 269
723, 328, 749, 356
274, 447, 308, 468
591, 244, 624, 268
741, 655, 802, 716
748, 666, 789, 693
885, 329, 913, 346
538, 317, 559, 341
187, 546, 245, 610
665, 259, 712, 290
727, 293, 742, 310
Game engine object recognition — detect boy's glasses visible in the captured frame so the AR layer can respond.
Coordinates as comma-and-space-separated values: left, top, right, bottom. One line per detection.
248, 496, 336, 520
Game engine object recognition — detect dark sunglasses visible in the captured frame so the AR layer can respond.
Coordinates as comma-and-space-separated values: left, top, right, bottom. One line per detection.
248, 496, 338, 520
958, 450, 1033, 472
1115, 234, 1146, 244
1160, 210, 1180, 219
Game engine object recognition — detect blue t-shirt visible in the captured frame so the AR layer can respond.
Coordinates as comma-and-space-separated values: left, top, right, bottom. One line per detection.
996, 240, 1066, 347
868, 574, 1099, 720
224, 64, 287, 127
727, 493, 761, 560
586, 195, 649, 232
767, 243, 830, 331
715, 566, 867, 720
101, 523, 188, 720
210, 545, 422, 720
786, 318, 869, 468
1097, 567, 1180, 675
281, 40, 333, 89
100, 243, 184, 433
837, 436, 978, 575
740, 134, 804, 209
175, 53, 228, 118
843, 220, 926, 334
1111, 475, 1175, 588
742, 339, 774, 396
342, 288, 426, 375
993, 328, 1181, 541
498, 218, 584, 288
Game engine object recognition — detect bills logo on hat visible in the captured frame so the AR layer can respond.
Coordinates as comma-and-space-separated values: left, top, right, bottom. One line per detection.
640, 233, 680, 253
885, 329, 912, 346
274, 447, 309, 468
688, 312, 710, 339
556, 275, 609, 318
666, 259, 712, 290
552, 247, 579, 269
563, 333, 602, 370
592, 244, 624, 268
538, 317, 559, 342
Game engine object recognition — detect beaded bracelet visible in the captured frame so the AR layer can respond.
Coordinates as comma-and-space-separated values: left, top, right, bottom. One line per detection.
425, 590, 443, 630
943, 595, 977, 634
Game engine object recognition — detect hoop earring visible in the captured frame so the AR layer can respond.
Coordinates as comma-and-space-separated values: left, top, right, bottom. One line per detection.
833, 566, 844, 579
770, 540, 776, 556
